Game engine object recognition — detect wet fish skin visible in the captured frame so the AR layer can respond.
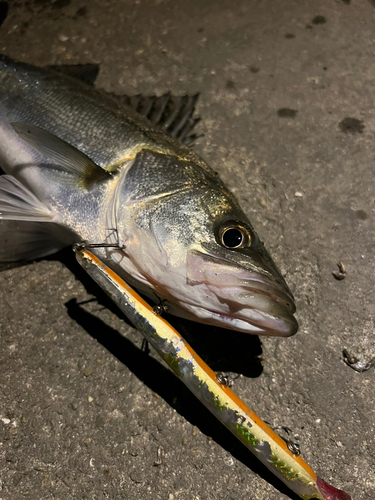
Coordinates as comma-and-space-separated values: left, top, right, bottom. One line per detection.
0, 54, 204, 173
0, 54, 298, 336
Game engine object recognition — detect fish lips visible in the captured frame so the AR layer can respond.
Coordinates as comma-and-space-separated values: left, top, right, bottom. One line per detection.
186, 249, 298, 337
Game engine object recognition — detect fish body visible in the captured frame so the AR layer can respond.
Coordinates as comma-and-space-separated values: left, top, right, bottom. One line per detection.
0, 54, 298, 336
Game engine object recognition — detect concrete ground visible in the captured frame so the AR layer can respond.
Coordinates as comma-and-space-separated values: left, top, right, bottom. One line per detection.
0, 0, 374, 498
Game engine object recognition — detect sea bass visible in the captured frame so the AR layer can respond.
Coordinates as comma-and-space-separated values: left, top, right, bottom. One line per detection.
0, 54, 298, 336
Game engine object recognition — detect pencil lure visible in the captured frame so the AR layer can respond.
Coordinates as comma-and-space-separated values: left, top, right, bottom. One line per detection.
74, 248, 351, 500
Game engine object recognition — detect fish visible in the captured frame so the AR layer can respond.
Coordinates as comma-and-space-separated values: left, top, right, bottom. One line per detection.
0, 54, 298, 337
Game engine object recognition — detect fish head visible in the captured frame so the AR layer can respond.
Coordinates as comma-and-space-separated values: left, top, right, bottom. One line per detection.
114, 151, 298, 337
184, 221, 298, 337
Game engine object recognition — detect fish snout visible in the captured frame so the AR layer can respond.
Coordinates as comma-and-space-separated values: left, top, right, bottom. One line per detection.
186, 250, 298, 336
224, 277, 299, 337
240, 275, 297, 315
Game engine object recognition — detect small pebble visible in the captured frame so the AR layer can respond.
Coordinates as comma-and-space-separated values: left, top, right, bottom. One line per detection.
84, 366, 94, 377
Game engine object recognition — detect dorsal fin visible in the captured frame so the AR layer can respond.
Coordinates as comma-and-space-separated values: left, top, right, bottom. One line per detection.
46, 64, 100, 86
110, 92, 203, 146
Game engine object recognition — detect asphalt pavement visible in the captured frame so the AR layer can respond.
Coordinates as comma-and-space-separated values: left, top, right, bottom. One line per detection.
0, 1, 374, 499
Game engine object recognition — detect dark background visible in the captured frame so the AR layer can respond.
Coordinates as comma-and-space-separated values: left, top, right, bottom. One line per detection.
0, 1, 373, 499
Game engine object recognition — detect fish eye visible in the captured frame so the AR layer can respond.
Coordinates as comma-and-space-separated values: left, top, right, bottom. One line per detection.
219, 224, 251, 249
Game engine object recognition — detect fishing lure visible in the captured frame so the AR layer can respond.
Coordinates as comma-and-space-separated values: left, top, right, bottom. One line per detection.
74, 246, 351, 500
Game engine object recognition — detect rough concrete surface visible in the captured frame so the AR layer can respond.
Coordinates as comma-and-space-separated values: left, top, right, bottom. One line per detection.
0, 0, 374, 499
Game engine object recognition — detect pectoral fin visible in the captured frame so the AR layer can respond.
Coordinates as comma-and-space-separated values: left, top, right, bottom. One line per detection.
11, 123, 112, 190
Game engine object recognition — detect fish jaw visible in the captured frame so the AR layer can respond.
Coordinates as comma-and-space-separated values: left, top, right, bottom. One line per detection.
177, 289, 298, 337
183, 249, 298, 336
167, 301, 298, 336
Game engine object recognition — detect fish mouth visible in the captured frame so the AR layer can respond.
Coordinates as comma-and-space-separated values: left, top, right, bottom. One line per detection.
184, 279, 298, 337
186, 250, 298, 336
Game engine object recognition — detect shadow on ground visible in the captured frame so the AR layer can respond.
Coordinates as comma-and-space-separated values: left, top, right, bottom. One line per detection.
65, 293, 301, 500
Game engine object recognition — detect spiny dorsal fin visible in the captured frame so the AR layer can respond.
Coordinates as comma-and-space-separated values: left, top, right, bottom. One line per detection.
46, 63, 100, 86
108, 92, 202, 146
12, 123, 112, 190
